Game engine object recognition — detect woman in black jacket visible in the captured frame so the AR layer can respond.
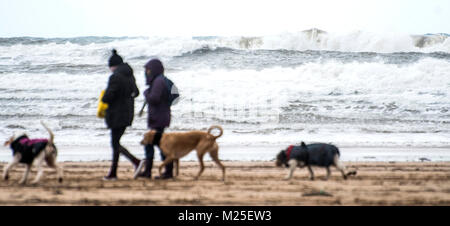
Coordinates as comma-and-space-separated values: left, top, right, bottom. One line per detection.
102, 49, 142, 181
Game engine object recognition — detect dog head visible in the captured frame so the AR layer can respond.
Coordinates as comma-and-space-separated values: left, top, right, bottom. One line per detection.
275, 149, 288, 168
141, 130, 157, 145
44, 143, 57, 155
275, 142, 308, 168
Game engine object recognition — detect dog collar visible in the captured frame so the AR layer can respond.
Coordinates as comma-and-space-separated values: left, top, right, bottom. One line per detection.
286, 145, 294, 160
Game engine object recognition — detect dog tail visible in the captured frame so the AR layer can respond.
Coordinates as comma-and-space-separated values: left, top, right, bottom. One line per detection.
207, 125, 223, 139
40, 121, 54, 144
334, 145, 340, 157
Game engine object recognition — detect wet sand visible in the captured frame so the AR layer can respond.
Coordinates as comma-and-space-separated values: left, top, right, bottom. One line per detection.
0, 161, 449, 206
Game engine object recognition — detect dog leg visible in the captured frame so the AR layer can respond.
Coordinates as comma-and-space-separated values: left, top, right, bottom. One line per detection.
194, 153, 205, 180
209, 147, 226, 181
3, 154, 21, 180
51, 155, 64, 183
175, 159, 179, 177
326, 167, 331, 180
333, 155, 347, 180
159, 156, 175, 177
307, 165, 314, 180
284, 159, 297, 180
55, 163, 64, 183
31, 152, 46, 184
3, 155, 20, 180
45, 153, 63, 183
19, 165, 31, 185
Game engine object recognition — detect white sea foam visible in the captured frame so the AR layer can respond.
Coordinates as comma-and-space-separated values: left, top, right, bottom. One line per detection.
170, 57, 450, 121
260, 31, 450, 53
0, 58, 449, 149
0, 31, 448, 69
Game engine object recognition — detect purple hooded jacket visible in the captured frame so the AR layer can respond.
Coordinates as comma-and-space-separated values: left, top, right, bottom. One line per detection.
144, 59, 171, 129
144, 75, 170, 129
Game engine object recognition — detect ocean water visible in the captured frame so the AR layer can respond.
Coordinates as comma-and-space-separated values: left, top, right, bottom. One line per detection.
0, 30, 449, 161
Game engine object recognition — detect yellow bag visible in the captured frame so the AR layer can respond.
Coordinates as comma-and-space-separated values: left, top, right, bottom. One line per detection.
97, 90, 108, 118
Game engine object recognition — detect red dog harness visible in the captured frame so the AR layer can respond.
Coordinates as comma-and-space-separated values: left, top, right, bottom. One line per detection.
286, 145, 294, 160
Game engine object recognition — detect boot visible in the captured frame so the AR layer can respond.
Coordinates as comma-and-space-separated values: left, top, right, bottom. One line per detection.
155, 161, 174, 180
155, 145, 173, 180
105, 148, 119, 180
164, 161, 174, 177
135, 159, 152, 179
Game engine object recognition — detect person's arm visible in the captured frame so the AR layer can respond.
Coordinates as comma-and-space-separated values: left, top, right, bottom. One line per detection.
145, 78, 165, 105
132, 77, 140, 98
138, 101, 146, 117
138, 88, 148, 117
102, 75, 120, 104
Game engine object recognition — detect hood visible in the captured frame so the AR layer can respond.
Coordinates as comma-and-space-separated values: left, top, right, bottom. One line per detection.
145, 59, 164, 77
114, 63, 133, 77
145, 59, 164, 85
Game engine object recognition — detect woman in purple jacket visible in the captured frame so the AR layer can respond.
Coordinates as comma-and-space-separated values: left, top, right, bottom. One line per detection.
135, 59, 173, 179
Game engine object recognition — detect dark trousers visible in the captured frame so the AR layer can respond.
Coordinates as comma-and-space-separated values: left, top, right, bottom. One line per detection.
142, 127, 173, 177
108, 127, 140, 177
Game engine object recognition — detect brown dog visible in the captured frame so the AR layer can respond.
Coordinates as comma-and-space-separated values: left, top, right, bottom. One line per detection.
140, 125, 226, 181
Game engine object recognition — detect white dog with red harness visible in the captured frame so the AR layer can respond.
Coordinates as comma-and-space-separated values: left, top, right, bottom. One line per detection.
3, 121, 63, 185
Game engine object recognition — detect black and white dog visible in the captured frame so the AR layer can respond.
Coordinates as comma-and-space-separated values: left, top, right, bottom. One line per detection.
3, 121, 63, 185
276, 142, 356, 180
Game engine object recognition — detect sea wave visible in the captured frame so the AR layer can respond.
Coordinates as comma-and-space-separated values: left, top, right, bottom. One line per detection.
1, 30, 449, 75
0, 30, 449, 65
0, 33, 449, 149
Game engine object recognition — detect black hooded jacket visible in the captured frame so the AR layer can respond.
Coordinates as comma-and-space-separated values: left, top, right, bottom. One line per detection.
102, 63, 139, 129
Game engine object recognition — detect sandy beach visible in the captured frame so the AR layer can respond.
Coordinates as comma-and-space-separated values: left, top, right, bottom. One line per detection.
0, 161, 449, 206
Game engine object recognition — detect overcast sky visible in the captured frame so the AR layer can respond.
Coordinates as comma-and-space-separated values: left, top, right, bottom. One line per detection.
0, 0, 449, 37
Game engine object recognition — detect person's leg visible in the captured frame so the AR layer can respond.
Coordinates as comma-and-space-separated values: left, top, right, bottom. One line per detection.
106, 127, 125, 178
154, 128, 173, 178
138, 144, 155, 178
116, 127, 140, 167
139, 128, 164, 177
120, 146, 140, 167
